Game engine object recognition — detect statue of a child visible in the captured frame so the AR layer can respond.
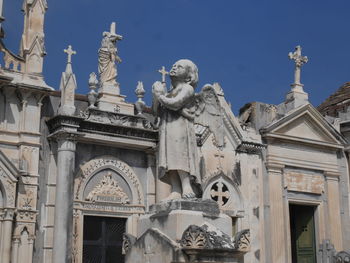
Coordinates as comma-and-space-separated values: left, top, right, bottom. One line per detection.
152, 59, 200, 200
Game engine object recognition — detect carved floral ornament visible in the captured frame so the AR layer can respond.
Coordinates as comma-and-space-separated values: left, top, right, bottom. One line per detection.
74, 156, 144, 205
85, 172, 130, 204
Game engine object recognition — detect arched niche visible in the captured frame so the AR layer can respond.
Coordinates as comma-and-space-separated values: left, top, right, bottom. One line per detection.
202, 173, 244, 216
74, 156, 144, 206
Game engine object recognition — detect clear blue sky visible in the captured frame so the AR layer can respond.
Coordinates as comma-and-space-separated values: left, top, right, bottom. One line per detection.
3, 0, 350, 113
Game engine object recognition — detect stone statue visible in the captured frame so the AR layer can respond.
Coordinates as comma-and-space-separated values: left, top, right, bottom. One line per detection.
152, 59, 200, 200
98, 22, 123, 87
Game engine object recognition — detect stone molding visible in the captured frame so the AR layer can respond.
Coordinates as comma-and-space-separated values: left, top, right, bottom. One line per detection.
75, 156, 144, 205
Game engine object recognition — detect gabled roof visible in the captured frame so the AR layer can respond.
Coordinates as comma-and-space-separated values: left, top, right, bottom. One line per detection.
261, 103, 347, 148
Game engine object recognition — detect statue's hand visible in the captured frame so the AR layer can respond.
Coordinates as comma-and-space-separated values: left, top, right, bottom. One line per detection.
152, 81, 165, 98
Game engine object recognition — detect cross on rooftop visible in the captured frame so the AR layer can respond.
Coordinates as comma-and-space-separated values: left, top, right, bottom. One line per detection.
158, 66, 169, 83
288, 45, 308, 88
64, 45, 76, 64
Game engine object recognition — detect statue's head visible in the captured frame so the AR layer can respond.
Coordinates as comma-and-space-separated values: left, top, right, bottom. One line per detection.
169, 59, 199, 88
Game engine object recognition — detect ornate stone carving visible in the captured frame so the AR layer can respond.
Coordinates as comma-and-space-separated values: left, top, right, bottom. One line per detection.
335, 251, 350, 263
195, 84, 225, 148
234, 229, 250, 252
152, 59, 200, 200
180, 225, 208, 249
122, 233, 136, 255
75, 157, 144, 205
85, 172, 130, 204
0, 167, 16, 207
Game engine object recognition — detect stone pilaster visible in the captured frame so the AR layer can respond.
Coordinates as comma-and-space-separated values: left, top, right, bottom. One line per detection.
324, 171, 343, 251
52, 134, 76, 263
146, 153, 156, 211
266, 163, 287, 263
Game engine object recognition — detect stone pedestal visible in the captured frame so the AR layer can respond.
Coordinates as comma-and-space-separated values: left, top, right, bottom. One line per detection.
125, 199, 249, 263
97, 83, 134, 114
285, 85, 308, 112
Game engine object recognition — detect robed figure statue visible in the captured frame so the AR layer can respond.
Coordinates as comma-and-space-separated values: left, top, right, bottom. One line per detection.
98, 23, 123, 87
152, 59, 200, 200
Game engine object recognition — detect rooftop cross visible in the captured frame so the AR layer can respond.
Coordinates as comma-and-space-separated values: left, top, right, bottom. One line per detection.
288, 45, 308, 88
158, 66, 169, 83
64, 45, 76, 64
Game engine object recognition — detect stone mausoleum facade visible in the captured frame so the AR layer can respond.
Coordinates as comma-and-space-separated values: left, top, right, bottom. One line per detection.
0, 1, 349, 263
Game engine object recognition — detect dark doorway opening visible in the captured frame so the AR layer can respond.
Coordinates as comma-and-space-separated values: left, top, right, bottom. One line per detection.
289, 204, 316, 263
83, 216, 126, 263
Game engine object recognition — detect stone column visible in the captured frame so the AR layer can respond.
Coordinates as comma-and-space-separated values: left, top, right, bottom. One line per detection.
52, 135, 76, 263
1, 209, 14, 263
11, 237, 20, 263
266, 163, 287, 263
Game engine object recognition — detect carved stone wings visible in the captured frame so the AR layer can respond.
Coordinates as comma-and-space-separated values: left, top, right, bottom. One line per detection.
195, 84, 225, 147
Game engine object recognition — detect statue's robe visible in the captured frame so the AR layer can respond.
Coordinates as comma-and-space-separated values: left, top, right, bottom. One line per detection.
157, 83, 200, 184
98, 39, 118, 85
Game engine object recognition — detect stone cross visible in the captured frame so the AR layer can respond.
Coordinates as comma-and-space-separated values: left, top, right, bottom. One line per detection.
210, 181, 230, 207
158, 66, 169, 83
64, 45, 76, 64
109, 22, 123, 42
288, 45, 308, 87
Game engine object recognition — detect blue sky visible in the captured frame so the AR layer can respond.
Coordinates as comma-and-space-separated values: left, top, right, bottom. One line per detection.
3, 0, 350, 114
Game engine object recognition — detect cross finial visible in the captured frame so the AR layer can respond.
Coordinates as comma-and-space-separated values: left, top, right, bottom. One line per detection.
158, 66, 168, 83
64, 45, 76, 64
288, 45, 308, 88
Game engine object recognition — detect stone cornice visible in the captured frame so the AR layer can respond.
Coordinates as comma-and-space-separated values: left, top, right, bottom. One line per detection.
236, 141, 266, 154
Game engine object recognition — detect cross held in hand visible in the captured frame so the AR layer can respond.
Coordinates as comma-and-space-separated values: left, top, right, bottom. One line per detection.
64, 45, 76, 64
158, 66, 169, 83
108, 22, 123, 41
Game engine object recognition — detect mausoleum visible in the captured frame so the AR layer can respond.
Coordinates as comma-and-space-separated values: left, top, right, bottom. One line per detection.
0, 1, 349, 263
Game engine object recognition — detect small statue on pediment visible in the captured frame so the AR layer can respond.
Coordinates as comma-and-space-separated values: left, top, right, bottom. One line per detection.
98, 22, 123, 88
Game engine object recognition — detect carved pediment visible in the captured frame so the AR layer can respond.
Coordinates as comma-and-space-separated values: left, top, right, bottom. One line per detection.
262, 104, 346, 147
86, 172, 130, 204
275, 114, 335, 143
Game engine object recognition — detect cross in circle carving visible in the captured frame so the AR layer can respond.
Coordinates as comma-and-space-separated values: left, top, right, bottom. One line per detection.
144, 244, 155, 263
158, 66, 169, 83
288, 45, 308, 88
210, 181, 230, 208
64, 45, 76, 64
